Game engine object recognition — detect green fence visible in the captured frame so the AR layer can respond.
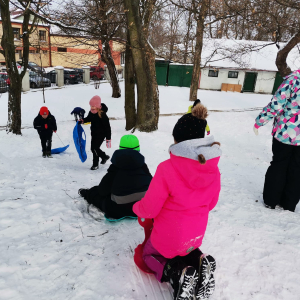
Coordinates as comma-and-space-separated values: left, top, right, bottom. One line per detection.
155, 61, 193, 88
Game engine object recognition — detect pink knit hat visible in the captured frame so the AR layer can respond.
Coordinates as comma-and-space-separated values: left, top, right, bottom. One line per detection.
89, 95, 102, 109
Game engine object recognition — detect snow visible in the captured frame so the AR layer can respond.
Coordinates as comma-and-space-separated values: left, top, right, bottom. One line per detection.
1, 83, 300, 300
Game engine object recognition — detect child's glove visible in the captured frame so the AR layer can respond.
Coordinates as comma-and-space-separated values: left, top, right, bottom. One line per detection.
78, 119, 84, 124
207, 131, 210, 135
45, 124, 48, 129
253, 125, 259, 136
106, 140, 111, 148
53, 130, 57, 133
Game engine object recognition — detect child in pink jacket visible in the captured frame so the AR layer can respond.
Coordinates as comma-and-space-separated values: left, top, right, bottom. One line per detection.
133, 104, 221, 300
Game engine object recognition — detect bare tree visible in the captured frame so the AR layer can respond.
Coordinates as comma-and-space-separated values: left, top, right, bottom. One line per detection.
123, 0, 160, 132
0, 0, 42, 134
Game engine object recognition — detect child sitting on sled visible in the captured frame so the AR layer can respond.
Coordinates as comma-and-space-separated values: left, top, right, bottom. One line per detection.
133, 105, 221, 300
78, 135, 152, 220
187, 99, 210, 135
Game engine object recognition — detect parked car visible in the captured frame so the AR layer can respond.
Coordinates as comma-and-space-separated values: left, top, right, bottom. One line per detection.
90, 66, 104, 80
73, 68, 84, 82
45, 70, 57, 83
0, 72, 10, 85
18, 61, 45, 74
29, 71, 51, 88
64, 69, 80, 84
0, 78, 9, 93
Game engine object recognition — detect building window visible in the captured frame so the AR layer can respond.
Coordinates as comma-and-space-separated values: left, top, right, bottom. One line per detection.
57, 47, 67, 52
121, 52, 125, 65
228, 71, 239, 78
13, 28, 20, 40
15, 50, 22, 59
29, 50, 38, 54
39, 30, 46, 41
43, 50, 48, 54
208, 69, 218, 77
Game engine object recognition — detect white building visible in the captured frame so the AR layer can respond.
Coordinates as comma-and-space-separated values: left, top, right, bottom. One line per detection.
199, 39, 300, 94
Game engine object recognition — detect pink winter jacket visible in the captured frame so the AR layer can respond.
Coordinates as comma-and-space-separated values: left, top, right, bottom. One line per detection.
133, 136, 221, 258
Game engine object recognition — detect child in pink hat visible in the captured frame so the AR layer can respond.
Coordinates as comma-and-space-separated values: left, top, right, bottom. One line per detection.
79, 95, 111, 170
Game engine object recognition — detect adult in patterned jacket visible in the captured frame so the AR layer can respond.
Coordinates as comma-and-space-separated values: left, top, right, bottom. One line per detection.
33, 106, 57, 158
254, 70, 300, 212
78, 135, 152, 220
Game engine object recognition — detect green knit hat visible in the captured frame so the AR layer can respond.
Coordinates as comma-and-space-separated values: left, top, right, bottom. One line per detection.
119, 135, 140, 151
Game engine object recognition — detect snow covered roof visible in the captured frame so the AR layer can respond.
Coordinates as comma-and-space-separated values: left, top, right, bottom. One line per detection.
201, 39, 300, 72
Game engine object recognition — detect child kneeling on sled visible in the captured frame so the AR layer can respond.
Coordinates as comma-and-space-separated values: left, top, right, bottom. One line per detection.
78, 135, 152, 220
133, 105, 221, 300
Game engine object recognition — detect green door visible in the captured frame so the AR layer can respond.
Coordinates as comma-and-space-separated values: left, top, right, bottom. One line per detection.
155, 61, 169, 86
168, 65, 193, 87
272, 72, 284, 94
243, 72, 257, 92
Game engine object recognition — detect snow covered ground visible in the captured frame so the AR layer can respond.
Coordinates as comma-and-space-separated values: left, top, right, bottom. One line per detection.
0, 83, 299, 300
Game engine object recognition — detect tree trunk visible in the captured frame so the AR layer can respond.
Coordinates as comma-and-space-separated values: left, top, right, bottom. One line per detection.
276, 31, 300, 77
125, 35, 136, 130
189, 1, 209, 101
101, 42, 121, 98
0, 2, 22, 134
124, 0, 159, 132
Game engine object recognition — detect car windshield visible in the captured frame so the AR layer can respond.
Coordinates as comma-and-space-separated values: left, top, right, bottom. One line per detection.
29, 62, 38, 66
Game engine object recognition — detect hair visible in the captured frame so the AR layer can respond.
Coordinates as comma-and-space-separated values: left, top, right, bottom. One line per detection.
192, 103, 208, 120
97, 108, 103, 118
197, 141, 221, 165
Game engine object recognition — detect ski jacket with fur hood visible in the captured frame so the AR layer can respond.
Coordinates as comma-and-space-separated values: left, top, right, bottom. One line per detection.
133, 135, 222, 258
255, 70, 300, 145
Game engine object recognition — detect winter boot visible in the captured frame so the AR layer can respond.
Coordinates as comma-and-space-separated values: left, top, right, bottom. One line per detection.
100, 155, 110, 165
264, 203, 275, 209
78, 188, 88, 198
46, 151, 53, 158
90, 165, 99, 170
163, 260, 198, 300
196, 254, 216, 300
42, 151, 46, 158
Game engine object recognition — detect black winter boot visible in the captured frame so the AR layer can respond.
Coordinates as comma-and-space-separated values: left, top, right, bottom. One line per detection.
42, 151, 46, 158
100, 154, 110, 165
163, 259, 198, 300
78, 188, 88, 198
46, 151, 53, 158
90, 165, 99, 170
196, 254, 216, 300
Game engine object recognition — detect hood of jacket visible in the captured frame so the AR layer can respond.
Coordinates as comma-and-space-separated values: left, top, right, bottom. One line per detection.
284, 69, 300, 80
101, 103, 108, 113
111, 149, 145, 170
168, 135, 222, 189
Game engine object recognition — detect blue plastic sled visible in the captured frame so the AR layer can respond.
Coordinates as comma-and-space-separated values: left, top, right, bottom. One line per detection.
51, 145, 69, 154
105, 215, 138, 222
73, 122, 87, 163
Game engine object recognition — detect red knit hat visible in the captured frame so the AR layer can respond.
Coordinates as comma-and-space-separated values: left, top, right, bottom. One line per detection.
40, 106, 49, 116
89, 95, 102, 109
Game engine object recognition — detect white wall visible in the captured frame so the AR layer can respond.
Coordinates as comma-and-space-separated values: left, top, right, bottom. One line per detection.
200, 68, 246, 90
254, 71, 276, 94
200, 68, 276, 94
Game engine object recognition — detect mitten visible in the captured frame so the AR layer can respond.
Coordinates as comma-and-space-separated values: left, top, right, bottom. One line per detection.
207, 131, 210, 135
54, 130, 57, 133
106, 140, 111, 148
45, 124, 48, 129
78, 119, 84, 124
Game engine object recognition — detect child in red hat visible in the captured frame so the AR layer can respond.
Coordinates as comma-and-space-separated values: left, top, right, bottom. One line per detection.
79, 95, 111, 170
33, 106, 57, 157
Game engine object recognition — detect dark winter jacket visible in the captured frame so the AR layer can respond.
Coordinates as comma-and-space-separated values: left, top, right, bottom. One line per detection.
33, 111, 57, 135
83, 103, 111, 140
85, 149, 152, 219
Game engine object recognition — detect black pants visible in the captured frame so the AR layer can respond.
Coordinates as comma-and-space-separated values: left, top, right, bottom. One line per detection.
84, 186, 137, 219
263, 138, 300, 212
91, 134, 106, 166
39, 131, 53, 152
74, 112, 84, 122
